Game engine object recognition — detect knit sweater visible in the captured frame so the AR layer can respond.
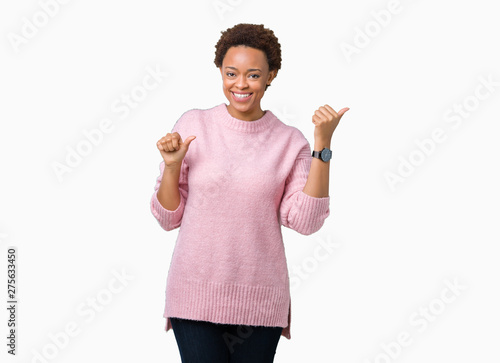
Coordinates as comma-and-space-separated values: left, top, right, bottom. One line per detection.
150, 103, 330, 340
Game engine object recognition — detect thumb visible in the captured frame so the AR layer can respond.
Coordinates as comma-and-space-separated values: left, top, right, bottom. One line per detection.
338, 107, 350, 118
182, 135, 196, 150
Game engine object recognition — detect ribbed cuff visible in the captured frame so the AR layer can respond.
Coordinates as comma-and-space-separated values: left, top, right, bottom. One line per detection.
291, 191, 330, 234
150, 190, 184, 231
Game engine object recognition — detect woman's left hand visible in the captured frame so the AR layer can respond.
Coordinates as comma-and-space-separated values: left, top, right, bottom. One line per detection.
312, 104, 349, 144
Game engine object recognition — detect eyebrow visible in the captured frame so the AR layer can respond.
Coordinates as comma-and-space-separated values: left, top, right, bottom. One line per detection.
224, 66, 262, 72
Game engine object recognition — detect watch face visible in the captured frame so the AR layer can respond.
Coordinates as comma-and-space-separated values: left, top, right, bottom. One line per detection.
321, 148, 332, 161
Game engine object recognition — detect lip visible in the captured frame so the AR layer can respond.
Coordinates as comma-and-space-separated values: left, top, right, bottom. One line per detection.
231, 91, 253, 102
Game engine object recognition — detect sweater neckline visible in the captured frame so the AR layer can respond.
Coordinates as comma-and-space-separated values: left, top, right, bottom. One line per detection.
215, 103, 276, 132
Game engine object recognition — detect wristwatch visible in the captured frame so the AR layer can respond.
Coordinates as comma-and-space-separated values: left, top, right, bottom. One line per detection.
312, 147, 332, 162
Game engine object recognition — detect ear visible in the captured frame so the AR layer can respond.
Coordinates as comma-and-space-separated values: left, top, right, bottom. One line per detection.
267, 69, 277, 85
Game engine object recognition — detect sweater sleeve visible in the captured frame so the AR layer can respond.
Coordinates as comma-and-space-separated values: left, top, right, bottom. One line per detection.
279, 142, 330, 235
150, 113, 190, 232
150, 158, 189, 231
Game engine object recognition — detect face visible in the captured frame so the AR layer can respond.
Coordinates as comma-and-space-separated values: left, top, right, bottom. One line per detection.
219, 45, 276, 121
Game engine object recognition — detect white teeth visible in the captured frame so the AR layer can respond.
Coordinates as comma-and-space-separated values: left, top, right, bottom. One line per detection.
233, 92, 251, 98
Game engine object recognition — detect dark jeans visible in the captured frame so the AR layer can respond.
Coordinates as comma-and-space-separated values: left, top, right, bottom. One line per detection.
170, 317, 283, 363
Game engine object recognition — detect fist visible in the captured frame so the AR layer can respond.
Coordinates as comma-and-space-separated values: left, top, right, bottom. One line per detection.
312, 104, 349, 143
156, 132, 196, 167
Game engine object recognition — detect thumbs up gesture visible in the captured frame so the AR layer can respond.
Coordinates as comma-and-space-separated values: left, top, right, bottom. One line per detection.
156, 132, 196, 167
312, 104, 349, 144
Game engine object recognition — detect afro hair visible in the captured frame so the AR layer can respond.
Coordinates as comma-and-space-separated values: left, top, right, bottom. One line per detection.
214, 23, 282, 90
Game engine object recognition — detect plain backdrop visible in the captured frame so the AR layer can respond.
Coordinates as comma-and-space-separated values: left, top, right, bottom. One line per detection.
1, 0, 499, 362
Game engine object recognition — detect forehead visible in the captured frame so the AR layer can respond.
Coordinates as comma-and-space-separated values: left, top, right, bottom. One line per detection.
223, 46, 268, 68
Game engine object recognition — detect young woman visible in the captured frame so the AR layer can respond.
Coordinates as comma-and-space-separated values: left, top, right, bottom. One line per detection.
150, 23, 349, 363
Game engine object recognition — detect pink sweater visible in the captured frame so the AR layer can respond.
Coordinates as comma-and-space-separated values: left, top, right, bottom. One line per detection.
150, 103, 330, 340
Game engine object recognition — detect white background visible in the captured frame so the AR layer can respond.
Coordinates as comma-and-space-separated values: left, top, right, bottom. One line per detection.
1, 0, 499, 362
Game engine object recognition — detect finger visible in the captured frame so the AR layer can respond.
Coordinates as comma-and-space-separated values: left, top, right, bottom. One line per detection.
163, 136, 174, 152
314, 109, 328, 121
323, 104, 338, 118
337, 107, 350, 118
175, 132, 185, 150
184, 135, 196, 148
317, 106, 334, 119
159, 138, 169, 151
171, 135, 180, 150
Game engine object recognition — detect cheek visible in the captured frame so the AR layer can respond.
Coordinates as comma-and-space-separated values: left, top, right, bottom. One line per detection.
255, 83, 266, 92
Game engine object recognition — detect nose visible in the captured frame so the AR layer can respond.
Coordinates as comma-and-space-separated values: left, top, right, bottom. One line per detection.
235, 75, 248, 89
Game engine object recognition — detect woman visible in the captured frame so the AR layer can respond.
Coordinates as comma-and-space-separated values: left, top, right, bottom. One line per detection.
150, 23, 348, 363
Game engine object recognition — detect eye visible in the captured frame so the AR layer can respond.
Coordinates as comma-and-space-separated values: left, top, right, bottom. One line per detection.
250, 74, 260, 79
226, 72, 235, 77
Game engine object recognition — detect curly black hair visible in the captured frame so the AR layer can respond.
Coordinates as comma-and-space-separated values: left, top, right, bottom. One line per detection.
214, 23, 282, 91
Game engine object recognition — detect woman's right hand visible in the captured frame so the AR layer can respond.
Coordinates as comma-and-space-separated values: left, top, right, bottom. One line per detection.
156, 132, 196, 167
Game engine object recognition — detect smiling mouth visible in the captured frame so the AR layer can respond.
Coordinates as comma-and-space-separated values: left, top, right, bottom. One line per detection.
231, 92, 253, 100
